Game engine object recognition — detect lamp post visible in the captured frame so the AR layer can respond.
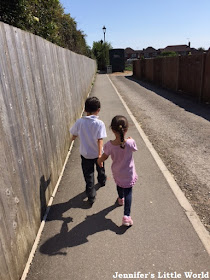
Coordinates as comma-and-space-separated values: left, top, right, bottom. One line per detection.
102, 26, 107, 71
102, 25, 106, 43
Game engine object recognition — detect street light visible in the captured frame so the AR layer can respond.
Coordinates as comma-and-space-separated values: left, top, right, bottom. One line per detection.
102, 25, 106, 43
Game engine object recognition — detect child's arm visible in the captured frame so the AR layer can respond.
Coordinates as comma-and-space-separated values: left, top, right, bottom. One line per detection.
70, 120, 78, 141
98, 138, 103, 158
97, 153, 109, 167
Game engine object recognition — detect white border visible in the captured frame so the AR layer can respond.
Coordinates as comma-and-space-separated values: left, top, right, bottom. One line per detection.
107, 74, 210, 256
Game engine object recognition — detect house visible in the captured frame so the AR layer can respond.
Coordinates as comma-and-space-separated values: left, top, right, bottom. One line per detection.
162, 44, 191, 55
141, 47, 159, 58
125, 43, 200, 61
125, 46, 159, 60
125, 48, 141, 59
162, 43, 198, 56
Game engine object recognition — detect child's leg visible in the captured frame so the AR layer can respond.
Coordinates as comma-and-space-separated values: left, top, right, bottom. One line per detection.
123, 187, 132, 216
81, 156, 96, 201
117, 185, 124, 206
95, 159, 106, 186
117, 185, 124, 199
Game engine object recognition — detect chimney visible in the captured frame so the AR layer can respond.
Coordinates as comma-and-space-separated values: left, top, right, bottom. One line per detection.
188, 41, 191, 48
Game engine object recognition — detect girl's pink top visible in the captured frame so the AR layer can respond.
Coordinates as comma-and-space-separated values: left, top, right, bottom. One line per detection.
104, 138, 138, 188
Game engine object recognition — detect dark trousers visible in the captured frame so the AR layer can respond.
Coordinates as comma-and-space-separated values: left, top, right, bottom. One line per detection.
81, 155, 106, 200
117, 185, 132, 216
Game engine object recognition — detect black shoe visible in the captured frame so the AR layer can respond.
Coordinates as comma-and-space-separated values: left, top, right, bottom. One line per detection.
88, 197, 96, 205
99, 175, 107, 187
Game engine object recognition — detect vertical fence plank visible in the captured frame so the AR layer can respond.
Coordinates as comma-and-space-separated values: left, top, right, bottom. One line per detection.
198, 53, 206, 102
203, 51, 210, 102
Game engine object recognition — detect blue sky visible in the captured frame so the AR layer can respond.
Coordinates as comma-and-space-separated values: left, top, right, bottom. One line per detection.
59, 0, 210, 50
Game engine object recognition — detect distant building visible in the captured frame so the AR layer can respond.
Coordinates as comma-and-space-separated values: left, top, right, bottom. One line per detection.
125, 47, 158, 60
162, 43, 194, 56
125, 43, 200, 60
141, 47, 159, 58
125, 48, 141, 59
125, 46, 160, 59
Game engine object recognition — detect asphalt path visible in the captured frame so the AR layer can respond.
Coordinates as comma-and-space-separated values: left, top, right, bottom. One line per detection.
25, 74, 210, 280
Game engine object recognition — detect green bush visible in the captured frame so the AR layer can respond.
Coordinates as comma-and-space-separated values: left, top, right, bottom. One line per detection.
92, 41, 112, 70
159, 51, 177, 57
0, 0, 91, 57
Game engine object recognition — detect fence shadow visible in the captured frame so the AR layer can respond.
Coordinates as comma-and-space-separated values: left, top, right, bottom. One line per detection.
125, 76, 210, 122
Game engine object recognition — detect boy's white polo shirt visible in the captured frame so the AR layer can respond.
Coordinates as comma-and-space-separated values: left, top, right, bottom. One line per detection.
70, 115, 107, 159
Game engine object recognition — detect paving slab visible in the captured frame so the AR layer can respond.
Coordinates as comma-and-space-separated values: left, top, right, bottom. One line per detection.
26, 74, 210, 280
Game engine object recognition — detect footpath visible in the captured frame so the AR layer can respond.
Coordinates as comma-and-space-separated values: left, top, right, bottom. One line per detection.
25, 74, 210, 280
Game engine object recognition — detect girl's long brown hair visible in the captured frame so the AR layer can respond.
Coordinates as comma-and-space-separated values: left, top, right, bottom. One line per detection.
110, 115, 128, 149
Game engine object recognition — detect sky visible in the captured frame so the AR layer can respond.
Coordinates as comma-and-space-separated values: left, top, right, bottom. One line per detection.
59, 0, 210, 51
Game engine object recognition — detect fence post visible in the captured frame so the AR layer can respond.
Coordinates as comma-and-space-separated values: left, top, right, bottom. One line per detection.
176, 55, 180, 92
198, 53, 206, 103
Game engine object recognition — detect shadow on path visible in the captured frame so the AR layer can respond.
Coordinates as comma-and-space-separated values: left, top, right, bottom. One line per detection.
125, 76, 210, 122
46, 183, 105, 223
40, 189, 129, 256
40, 174, 51, 221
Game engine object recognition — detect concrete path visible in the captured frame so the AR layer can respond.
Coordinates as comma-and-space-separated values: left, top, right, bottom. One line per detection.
26, 74, 210, 280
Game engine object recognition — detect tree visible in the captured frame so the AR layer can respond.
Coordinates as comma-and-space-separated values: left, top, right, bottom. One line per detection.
197, 47, 205, 52
0, 0, 92, 57
0, 0, 27, 27
159, 51, 177, 57
92, 41, 112, 70
0, 0, 63, 43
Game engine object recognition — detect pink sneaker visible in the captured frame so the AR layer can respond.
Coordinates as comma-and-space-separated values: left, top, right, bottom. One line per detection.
117, 197, 124, 206
122, 216, 133, 226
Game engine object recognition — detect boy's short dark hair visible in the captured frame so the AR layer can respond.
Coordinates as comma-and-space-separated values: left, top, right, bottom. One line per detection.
85, 97, 101, 113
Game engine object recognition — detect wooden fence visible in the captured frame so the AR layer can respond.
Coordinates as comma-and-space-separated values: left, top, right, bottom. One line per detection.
0, 22, 96, 280
133, 53, 210, 103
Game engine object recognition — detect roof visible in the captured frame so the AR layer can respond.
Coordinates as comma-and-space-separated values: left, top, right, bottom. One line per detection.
142, 47, 157, 53
125, 47, 135, 54
163, 45, 191, 52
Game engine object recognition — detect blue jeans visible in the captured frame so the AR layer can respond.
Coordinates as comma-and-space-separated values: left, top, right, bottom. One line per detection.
117, 186, 132, 216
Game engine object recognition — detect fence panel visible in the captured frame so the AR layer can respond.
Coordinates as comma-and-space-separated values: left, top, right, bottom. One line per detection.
133, 59, 141, 79
0, 22, 96, 280
203, 52, 210, 102
133, 53, 210, 103
178, 54, 204, 99
162, 56, 179, 91
153, 58, 163, 85
145, 59, 154, 82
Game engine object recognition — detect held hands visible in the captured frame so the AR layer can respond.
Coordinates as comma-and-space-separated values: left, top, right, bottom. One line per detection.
97, 157, 103, 168
97, 153, 108, 167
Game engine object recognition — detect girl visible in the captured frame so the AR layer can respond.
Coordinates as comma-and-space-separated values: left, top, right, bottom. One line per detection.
97, 115, 138, 226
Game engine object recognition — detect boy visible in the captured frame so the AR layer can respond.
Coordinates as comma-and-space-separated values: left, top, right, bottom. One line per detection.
70, 96, 107, 204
